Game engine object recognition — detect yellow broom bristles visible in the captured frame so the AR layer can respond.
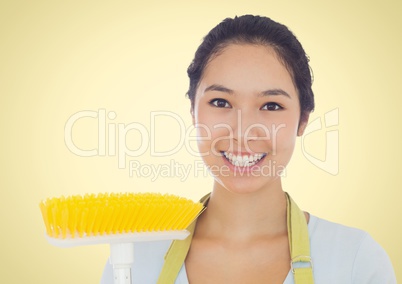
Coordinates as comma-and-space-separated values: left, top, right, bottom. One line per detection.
39, 193, 204, 239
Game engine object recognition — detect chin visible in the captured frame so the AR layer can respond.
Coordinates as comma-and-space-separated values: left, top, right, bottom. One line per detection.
214, 174, 282, 195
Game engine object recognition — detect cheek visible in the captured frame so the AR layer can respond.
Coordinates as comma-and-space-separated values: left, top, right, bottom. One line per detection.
194, 110, 215, 153
195, 120, 231, 155
194, 107, 239, 159
269, 118, 299, 158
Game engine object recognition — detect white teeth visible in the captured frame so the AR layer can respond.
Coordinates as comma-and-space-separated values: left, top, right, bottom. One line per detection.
222, 152, 265, 167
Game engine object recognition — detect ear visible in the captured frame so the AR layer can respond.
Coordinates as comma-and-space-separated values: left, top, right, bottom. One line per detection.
190, 107, 195, 125
297, 112, 310, 136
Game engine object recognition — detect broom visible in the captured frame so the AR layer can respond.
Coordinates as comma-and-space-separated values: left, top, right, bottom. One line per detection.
39, 192, 204, 284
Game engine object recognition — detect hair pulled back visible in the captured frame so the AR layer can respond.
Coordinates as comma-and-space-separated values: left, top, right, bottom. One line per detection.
186, 15, 314, 118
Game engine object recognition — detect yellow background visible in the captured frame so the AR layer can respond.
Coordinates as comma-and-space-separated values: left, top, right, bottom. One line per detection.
1, 0, 401, 282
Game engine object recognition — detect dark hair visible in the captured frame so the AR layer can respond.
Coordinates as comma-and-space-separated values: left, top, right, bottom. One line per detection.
186, 15, 314, 119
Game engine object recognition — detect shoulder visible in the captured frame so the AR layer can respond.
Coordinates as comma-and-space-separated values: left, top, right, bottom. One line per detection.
308, 215, 368, 249
308, 215, 396, 283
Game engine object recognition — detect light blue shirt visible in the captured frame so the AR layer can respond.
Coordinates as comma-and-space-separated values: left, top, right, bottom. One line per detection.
100, 215, 396, 283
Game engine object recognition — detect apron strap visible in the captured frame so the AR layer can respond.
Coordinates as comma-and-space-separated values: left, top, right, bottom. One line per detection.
156, 193, 209, 284
286, 193, 314, 283
157, 192, 314, 284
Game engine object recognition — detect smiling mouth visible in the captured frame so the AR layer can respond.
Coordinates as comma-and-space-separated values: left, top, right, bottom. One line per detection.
222, 151, 267, 167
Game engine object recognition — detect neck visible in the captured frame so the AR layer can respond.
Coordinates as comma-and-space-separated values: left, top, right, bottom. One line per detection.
196, 180, 287, 241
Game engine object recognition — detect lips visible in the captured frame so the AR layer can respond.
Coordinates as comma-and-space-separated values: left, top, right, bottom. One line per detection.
222, 151, 266, 167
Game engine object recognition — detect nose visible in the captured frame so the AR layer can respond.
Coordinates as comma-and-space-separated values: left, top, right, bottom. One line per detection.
232, 109, 270, 146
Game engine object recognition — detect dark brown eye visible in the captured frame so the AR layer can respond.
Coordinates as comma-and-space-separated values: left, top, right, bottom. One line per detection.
261, 102, 282, 111
209, 98, 231, 108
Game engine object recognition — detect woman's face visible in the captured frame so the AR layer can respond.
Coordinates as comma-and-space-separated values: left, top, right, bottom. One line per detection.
192, 44, 308, 194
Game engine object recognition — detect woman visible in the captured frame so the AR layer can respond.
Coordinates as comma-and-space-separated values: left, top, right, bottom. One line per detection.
101, 15, 396, 283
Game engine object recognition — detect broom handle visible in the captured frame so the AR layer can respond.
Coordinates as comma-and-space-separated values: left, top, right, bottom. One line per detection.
110, 243, 135, 284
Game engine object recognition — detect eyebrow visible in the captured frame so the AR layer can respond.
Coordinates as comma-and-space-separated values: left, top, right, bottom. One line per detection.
259, 89, 291, 99
204, 84, 234, 95
204, 84, 291, 99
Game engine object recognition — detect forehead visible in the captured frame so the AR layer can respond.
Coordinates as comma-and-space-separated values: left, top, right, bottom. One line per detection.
200, 44, 297, 97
